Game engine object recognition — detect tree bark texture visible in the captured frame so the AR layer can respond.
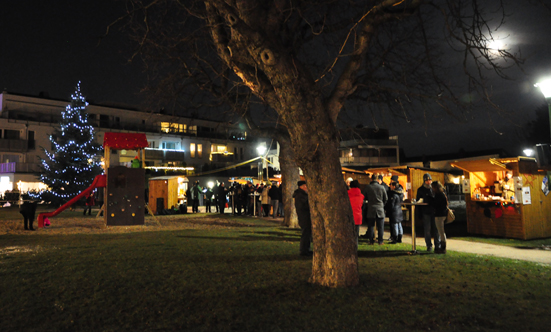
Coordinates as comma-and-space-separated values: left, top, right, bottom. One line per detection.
204, 0, 361, 287
278, 137, 299, 228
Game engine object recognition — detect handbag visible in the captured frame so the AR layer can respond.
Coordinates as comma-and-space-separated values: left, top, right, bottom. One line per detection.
446, 208, 455, 224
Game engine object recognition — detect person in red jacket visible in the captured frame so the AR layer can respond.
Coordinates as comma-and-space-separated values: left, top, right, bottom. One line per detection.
348, 180, 364, 246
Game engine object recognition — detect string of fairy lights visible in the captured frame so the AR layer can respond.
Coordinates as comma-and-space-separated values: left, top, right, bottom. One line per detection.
30, 82, 103, 200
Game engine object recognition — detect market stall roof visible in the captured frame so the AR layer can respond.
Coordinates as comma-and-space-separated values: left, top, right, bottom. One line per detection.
149, 175, 189, 182
450, 158, 512, 173
103, 132, 149, 150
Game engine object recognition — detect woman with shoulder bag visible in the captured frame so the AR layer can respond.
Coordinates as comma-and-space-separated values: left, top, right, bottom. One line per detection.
427, 181, 449, 254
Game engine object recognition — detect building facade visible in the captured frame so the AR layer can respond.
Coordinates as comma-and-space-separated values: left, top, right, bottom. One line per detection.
0, 91, 265, 195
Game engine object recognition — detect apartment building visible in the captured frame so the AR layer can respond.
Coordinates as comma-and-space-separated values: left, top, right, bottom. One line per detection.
338, 127, 400, 168
0, 91, 265, 194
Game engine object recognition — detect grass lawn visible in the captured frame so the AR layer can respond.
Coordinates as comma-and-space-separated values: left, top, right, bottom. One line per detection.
1, 214, 550, 331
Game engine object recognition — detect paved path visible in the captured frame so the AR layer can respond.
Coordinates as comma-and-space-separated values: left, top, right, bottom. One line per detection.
358, 225, 551, 265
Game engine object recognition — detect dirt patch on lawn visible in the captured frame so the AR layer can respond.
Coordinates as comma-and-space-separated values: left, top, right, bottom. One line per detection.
0, 214, 263, 236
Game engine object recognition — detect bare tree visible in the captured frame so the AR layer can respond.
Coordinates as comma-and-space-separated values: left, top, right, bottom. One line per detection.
120, 0, 524, 287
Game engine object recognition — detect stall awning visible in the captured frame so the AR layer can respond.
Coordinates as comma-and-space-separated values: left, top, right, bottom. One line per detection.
450, 158, 510, 172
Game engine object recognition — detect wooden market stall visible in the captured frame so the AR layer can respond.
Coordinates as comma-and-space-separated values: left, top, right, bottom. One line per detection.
451, 157, 551, 240
148, 175, 189, 214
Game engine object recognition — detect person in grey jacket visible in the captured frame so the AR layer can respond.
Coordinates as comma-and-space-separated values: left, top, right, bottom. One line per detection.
363, 174, 388, 245
293, 181, 312, 256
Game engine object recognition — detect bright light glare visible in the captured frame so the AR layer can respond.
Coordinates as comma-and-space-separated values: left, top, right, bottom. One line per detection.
488, 40, 504, 51
535, 79, 551, 99
208, 181, 214, 188
523, 148, 534, 157
256, 145, 267, 156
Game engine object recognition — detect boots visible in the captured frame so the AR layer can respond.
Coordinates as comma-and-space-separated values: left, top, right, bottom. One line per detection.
397, 235, 402, 243
436, 242, 446, 254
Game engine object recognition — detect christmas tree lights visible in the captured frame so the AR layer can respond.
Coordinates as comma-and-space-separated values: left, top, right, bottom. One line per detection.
35, 82, 103, 205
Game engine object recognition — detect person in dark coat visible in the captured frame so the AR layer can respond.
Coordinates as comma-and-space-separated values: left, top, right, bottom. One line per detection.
20, 201, 38, 230
426, 181, 449, 254
363, 174, 388, 245
205, 187, 214, 213
386, 181, 404, 244
269, 183, 281, 218
191, 181, 202, 213
293, 181, 312, 256
216, 182, 227, 214
417, 173, 441, 252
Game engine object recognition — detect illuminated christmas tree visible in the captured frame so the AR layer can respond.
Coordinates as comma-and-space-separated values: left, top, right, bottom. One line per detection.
38, 82, 103, 205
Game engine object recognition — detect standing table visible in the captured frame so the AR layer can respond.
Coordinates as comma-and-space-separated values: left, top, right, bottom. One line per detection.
401, 202, 427, 253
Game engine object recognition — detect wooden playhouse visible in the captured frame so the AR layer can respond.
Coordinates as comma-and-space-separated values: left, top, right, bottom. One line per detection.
148, 175, 189, 214
451, 157, 551, 240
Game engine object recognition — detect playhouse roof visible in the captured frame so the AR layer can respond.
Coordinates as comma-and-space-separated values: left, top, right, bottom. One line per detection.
103, 132, 149, 150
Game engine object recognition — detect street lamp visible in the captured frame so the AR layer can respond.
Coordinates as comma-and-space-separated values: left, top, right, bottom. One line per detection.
523, 148, 534, 157
534, 79, 551, 143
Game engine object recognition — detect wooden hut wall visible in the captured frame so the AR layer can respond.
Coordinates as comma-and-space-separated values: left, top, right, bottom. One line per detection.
148, 180, 168, 214
409, 170, 445, 200
167, 178, 179, 210
518, 161, 551, 239
465, 195, 524, 239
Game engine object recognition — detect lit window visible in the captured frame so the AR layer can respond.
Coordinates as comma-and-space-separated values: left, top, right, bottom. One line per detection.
190, 143, 196, 158
198, 144, 202, 158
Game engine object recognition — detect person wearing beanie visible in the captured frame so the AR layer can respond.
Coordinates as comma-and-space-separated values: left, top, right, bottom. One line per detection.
293, 181, 312, 256
416, 173, 441, 252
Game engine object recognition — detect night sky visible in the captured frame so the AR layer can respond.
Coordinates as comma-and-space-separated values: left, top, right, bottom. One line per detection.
1, 1, 551, 158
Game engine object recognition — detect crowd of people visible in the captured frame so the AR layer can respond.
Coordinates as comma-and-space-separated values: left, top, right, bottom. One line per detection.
350, 172, 449, 254
181, 174, 451, 257
185, 180, 285, 218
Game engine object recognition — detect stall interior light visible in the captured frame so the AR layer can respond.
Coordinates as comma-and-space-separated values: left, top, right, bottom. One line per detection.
535, 79, 551, 98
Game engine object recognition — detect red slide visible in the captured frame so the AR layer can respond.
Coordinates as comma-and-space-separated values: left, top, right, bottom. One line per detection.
37, 174, 107, 228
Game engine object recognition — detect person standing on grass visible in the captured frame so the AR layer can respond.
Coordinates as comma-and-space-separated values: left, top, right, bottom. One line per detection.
217, 182, 227, 214
426, 181, 449, 254
293, 181, 312, 256
83, 190, 95, 216
269, 182, 280, 218
416, 173, 441, 252
386, 181, 404, 244
205, 186, 214, 213
363, 174, 388, 245
191, 181, 202, 213
348, 180, 364, 246
261, 183, 271, 217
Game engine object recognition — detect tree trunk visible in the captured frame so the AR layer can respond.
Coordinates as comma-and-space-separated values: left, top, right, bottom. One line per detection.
290, 113, 359, 288
278, 137, 299, 228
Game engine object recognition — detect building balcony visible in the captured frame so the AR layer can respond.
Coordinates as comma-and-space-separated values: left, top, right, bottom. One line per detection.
340, 156, 399, 166
0, 139, 28, 152
144, 148, 186, 162
0, 162, 40, 173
